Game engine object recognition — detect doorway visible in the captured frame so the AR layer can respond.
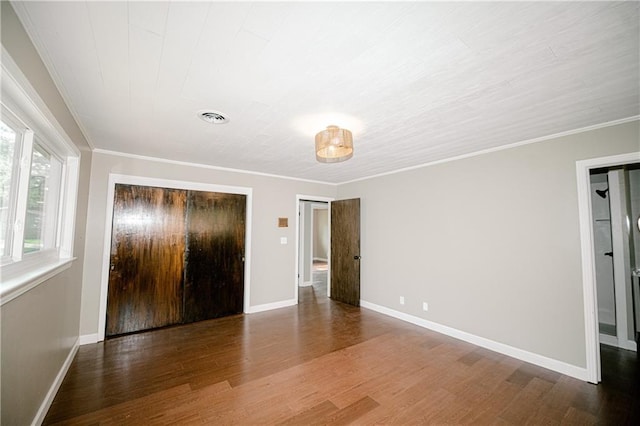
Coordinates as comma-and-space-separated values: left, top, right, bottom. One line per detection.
577, 153, 640, 383
295, 195, 362, 307
297, 196, 332, 302
589, 169, 637, 351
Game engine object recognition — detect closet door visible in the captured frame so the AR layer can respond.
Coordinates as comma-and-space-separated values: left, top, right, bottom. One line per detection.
106, 184, 186, 336
184, 191, 246, 323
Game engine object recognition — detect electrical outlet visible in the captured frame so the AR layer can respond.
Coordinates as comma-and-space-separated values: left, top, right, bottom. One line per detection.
423, 302, 429, 311
400, 296, 405, 305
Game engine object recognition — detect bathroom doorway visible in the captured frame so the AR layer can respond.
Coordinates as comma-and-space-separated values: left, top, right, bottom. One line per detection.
589, 166, 639, 352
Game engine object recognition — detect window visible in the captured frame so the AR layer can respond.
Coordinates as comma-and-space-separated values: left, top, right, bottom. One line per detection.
0, 117, 21, 258
1, 55, 80, 304
24, 141, 62, 254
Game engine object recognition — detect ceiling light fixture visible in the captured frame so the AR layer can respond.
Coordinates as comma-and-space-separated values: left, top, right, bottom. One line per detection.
198, 110, 229, 124
315, 125, 353, 163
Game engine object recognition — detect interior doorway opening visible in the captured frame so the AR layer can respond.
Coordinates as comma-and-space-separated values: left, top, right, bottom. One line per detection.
577, 153, 640, 383
296, 195, 333, 303
589, 167, 639, 352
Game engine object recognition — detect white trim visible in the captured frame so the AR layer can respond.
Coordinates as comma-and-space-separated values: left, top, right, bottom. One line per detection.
245, 298, 297, 314
298, 201, 307, 287
599, 333, 618, 348
361, 300, 588, 381
576, 152, 640, 383
599, 333, 638, 352
0, 257, 74, 306
295, 195, 334, 303
93, 148, 337, 186
341, 116, 640, 185
31, 338, 79, 426
608, 170, 635, 350
309, 205, 315, 281
621, 340, 638, 352
10, 129, 33, 262
79, 333, 99, 345
58, 156, 79, 259
97, 173, 253, 342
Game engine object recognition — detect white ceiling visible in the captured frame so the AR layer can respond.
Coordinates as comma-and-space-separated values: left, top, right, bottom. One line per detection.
11, 1, 640, 184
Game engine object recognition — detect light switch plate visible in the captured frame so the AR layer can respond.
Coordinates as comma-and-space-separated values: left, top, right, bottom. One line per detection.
280, 237, 287, 244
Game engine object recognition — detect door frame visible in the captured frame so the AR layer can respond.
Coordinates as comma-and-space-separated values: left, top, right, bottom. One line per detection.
97, 173, 253, 342
295, 194, 334, 302
577, 151, 640, 383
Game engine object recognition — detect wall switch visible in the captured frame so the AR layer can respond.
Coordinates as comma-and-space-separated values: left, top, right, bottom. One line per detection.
423, 302, 429, 311
280, 237, 287, 244
400, 296, 405, 305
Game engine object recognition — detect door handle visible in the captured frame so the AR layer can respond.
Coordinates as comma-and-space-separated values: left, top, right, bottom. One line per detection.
604, 252, 613, 257
354, 255, 361, 260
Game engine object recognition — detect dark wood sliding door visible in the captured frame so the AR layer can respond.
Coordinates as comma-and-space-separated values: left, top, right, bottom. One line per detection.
331, 198, 361, 306
106, 184, 246, 337
184, 191, 246, 323
107, 185, 187, 337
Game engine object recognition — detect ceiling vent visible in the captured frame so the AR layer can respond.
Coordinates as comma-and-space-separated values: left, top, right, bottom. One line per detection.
198, 110, 229, 124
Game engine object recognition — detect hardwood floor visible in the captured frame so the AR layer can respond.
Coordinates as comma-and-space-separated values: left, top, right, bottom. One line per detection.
45, 281, 639, 425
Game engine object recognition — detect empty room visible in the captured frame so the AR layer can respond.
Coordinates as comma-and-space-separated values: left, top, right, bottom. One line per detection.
1, 1, 639, 424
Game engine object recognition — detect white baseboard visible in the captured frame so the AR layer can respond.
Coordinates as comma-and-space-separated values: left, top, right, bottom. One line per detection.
599, 333, 637, 352
245, 298, 297, 314
360, 300, 588, 382
79, 333, 99, 345
599, 333, 618, 347
299, 281, 313, 287
620, 339, 637, 351
32, 338, 79, 426
313, 257, 328, 262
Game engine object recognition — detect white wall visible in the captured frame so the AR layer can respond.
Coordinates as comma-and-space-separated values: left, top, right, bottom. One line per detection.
337, 120, 639, 369
1, 3, 92, 424
79, 152, 336, 337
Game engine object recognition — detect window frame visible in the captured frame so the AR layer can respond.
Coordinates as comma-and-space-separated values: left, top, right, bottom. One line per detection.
1, 48, 80, 305
0, 110, 24, 261
22, 138, 64, 255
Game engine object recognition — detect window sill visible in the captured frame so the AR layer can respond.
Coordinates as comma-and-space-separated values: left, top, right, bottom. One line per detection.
1, 257, 76, 306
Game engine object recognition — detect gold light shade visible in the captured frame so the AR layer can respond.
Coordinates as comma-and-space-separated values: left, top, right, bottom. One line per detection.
315, 125, 353, 163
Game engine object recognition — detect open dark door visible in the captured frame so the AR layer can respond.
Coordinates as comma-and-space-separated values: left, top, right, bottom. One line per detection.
331, 198, 360, 306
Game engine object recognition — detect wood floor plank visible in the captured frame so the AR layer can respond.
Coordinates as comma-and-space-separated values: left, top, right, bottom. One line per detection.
44, 280, 640, 425
277, 400, 339, 425
497, 377, 556, 424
